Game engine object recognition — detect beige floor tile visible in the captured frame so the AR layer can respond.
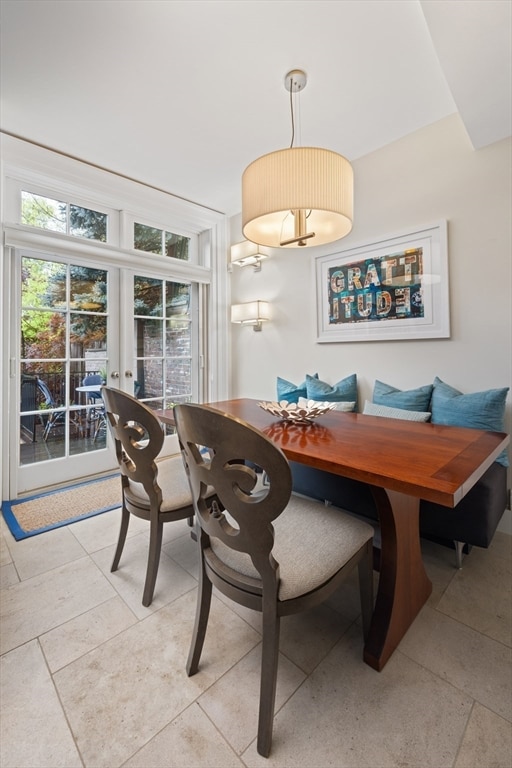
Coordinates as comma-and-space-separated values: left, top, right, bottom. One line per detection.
455, 702, 512, 768
161, 516, 195, 545
489, 530, 512, 561
163, 529, 200, 578
0, 640, 82, 768
69, 506, 145, 552
0, 556, 116, 654
2, 525, 87, 580
242, 624, 473, 767
91, 532, 198, 619
436, 543, 512, 646
0, 525, 13, 566
121, 702, 244, 767
0, 562, 19, 589
199, 643, 306, 755
399, 605, 512, 721
324, 565, 373, 621
54, 592, 260, 768
40, 595, 137, 672
279, 603, 356, 674
420, 538, 459, 606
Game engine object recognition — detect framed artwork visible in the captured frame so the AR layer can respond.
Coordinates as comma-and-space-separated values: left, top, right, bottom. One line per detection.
315, 221, 449, 343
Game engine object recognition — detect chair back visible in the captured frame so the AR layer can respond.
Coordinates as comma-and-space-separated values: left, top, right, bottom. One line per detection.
102, 387, 164, 505
83, 373, 103, 386
83, 373, 103, 401
174, 403, 292, 587
37, 377, 56, 407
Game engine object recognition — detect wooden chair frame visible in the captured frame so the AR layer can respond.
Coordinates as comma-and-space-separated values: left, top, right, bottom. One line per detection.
174, 403, 374, 757
102, 387, 195, 607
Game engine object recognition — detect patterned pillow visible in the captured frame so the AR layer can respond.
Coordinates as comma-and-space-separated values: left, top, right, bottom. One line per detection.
431, 377, 509, 467
363, 400, 431, 422
298, 397, 355, 412
306, 373, 357, 410
373, 379, 433, 412
276, 373, 318, 404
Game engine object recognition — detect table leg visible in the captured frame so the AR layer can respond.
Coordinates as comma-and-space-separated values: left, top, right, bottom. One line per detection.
363, 487, 432, 671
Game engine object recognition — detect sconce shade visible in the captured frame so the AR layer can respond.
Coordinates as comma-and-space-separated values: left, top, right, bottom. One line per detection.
242, 146, 353, 248
231, 240, 268, 268
231, 300, 270, 325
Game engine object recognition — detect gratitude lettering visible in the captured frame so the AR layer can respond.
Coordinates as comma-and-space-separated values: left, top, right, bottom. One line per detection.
328, 249, 424, 325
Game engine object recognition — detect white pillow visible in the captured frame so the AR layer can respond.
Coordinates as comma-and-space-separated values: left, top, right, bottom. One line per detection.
363, 400, 431, 422
298, 397, 355, 412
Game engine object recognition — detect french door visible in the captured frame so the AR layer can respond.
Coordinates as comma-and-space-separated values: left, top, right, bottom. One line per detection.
12, 248, 199, 496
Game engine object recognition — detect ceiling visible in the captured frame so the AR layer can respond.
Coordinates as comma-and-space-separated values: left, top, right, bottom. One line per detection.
1, 0, 510, 217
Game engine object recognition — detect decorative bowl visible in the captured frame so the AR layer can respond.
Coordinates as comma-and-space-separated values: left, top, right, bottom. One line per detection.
258, 399, 336, 425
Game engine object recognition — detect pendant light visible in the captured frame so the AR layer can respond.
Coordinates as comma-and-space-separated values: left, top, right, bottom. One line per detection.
242, 69, 353, 248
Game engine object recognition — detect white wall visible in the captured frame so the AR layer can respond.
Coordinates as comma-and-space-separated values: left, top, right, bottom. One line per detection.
229, 114, 512, 528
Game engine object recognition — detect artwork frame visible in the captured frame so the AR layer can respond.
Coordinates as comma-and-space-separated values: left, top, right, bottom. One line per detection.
315, 220, 450, 343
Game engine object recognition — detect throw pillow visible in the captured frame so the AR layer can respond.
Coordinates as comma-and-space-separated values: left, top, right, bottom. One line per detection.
373, 379, 433, 412
431, 377, 509, 467
363, 400, 431, 422
298, 397, 356, 412
306, 373, 357, 410
276, 373, 318, 404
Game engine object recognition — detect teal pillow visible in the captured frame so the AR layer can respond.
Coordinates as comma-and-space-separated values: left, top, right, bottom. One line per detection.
431, 377, 509, 467
373, 380, 433, 412
277, 373, 318, 404
363, 400, 431, 422
306, 373, 357, 410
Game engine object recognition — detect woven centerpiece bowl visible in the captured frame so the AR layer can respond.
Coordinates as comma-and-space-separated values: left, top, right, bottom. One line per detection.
258, 399, 336, 425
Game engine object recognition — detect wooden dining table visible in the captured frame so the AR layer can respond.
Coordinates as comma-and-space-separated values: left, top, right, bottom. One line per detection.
157, 398, 509, 672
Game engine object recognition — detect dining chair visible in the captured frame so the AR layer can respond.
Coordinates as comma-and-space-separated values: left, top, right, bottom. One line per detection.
174, 403, 374, 758
101, 387, 214, 607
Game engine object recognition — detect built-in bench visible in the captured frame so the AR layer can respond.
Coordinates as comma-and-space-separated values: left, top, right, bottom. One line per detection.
277, 374, 510, 567
290, 460, 508, 568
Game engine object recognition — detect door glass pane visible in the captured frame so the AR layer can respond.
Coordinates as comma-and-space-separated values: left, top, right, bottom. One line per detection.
19, 256, 109, 467
70, 265, 107, 311
22, 257, 66, 308
21, 310, 66, 359
134, 275, 163, 315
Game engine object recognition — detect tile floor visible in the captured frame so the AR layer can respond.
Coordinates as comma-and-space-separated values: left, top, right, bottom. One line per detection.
1, 505, 511, 768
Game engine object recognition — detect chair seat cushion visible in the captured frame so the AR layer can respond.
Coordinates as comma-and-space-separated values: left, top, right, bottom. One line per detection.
211, 495, 373, 601
127, 455, 195, 511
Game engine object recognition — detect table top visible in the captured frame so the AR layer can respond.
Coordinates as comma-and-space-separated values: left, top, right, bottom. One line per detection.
157, 398, 509, 508
75, 385, 103, 392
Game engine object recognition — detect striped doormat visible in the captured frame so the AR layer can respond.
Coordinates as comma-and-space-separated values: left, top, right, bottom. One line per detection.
1, 475, 122, 540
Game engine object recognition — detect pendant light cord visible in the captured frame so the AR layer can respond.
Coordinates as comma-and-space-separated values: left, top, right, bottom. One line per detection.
289, 76, 295, 149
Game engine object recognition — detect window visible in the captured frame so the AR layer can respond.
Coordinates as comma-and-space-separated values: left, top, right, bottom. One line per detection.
21, 191, 108, 242
134, 222, 189, 261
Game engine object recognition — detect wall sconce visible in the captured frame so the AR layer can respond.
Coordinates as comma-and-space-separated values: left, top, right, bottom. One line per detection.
230, 240, 268, 272
231, 300, 270, 332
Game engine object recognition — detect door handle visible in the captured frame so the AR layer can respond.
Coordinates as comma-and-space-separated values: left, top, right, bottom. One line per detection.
110, 371, 120, 379
125, 370, 133, 378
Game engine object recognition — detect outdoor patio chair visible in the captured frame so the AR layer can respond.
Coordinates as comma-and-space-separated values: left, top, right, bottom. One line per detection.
38, 378, 82, 441
174, 402, 374, 758
102, 387, 216, 607
82, 374, 106, 441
